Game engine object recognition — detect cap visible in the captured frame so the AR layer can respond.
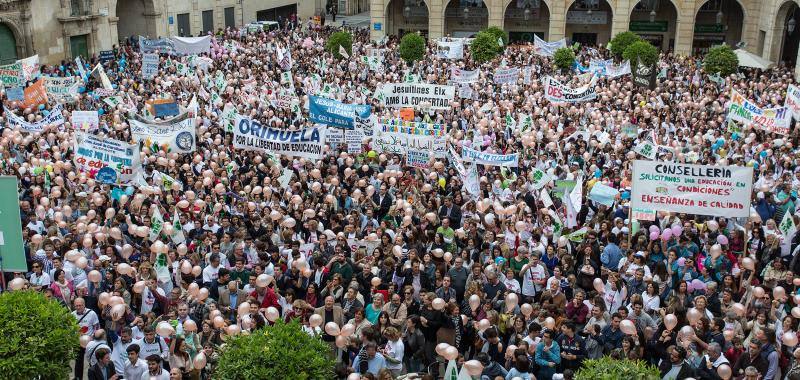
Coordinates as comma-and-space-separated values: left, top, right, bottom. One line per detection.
98, 255, 111, 262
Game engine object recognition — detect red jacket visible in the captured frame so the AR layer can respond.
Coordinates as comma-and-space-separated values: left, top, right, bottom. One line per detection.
251, 287, 280, 311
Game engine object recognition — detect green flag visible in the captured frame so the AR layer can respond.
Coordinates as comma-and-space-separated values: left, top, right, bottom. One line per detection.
149, 207, 164, 242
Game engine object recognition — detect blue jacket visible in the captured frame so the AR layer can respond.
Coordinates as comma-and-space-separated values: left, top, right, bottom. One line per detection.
601, 243, 623, 270
755, 198, 776, 222
534, 341, 561, 380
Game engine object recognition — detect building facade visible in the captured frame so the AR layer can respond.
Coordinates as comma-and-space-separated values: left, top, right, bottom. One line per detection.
0, 0, 318, 65
371, 0, 800, 73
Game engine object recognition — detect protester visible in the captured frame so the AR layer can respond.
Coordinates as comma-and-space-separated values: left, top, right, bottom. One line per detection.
5, 15, 800, 380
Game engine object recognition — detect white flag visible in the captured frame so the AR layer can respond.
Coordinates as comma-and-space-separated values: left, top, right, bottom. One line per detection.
171, 209, 186, 245
569, 174, 584, 214
563, 187, 579, 228
540, 187, 554, 209
498, 37, 504, 47
339, 45, 350, 59
149, 206, 164, 242
779, 211, 797, 240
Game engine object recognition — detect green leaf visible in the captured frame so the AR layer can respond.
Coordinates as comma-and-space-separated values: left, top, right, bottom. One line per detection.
399, 33, 426, 63
326, 31, 354, 59
704, 44, 739, 76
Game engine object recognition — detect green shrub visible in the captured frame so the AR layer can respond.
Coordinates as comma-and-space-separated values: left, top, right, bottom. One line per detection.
470, 31, 501, 63
214, 319, 335, 380
326, 31, 353, 59
0, 290, 79, 379
610, 31, 642, 58
554, 47, 576, 71
623, 40, 659, 67
575, 357, 661, 380
399, 33, 426, 63
704, 44, 739, 76
483, 26, 509, 47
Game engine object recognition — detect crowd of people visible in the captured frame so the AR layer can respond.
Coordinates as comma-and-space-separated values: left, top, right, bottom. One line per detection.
5, 12, 800, 380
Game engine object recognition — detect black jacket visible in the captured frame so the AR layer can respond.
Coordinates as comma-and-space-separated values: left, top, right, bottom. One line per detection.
87, 362, 117, 380
658, 361, 695, 380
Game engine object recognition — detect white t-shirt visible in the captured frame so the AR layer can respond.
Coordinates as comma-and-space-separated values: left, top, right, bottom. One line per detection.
29, 272, 51, 287
140, 286, 166, 314
202, 264, 220, 283
521, 263, 546, 297
139, 368, 170, 380
73, 309, 99, 336
385, 339, 404, 370
133, 336, 169, 362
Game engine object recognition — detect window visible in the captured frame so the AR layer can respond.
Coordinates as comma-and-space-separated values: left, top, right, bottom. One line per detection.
177, 13, 191, 37
71, 0, 91, 16
202, 10, 214, 34
224, 7, 235, 28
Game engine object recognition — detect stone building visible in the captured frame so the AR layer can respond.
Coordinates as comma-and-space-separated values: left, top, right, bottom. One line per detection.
0, 0, 315, 65
371, 0, 800, 73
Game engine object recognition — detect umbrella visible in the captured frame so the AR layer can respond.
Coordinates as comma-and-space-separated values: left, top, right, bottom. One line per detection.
734, 48, 774, 70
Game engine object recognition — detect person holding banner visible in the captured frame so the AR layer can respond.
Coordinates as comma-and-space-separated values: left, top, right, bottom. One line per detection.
5, 15, 800, 380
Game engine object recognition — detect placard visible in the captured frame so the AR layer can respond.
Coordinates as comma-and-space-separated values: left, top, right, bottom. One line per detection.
142, 53, 159, 80
373, 118, 447, 157
73, 131, 141, 183
71, 110, 99, 131
129, 113, 196, 153
308, 95, 371, 129
378, 83, 455, 110
406, 148, 431, 169
461, 146, 519, 167
543, 76, 597, 103
630, 160, 753, 217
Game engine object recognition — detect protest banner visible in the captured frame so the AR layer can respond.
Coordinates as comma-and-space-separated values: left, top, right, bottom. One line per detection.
605, 60, 631, 78
233, 115, 326, 160
543, 76, 597, 103
22, 79, 48, 109
99, 50, 114, 63
378, 83, 455, 110
729, 89, 791, 135
308, 96, 371, 129
0, 61, 23, 87
588, 183, 619, 206
139, 37, 176, 55
71, 110, 99, 131
633, 60, 657, 89
634, 140, 657, 160
533, 35, 567, 57
142, 53, 159, 80
273, 91, 299, 111
171, 36, 212, 55
129, 113, 196, 153
406, 149, 431, 169
18, 55, 39, 81
42, 76, 78, 102
73, 131, 141, 184
4, 104, 65, 133
493, 68, 519, 85
450, 68, 479, 83
528, 168, 552, 190
786, 84, 800, 119
373, 118, 447, 157
632, 207, 656, 221
436, 40, 464, 59
153, 102, 180, 118
630, 160, 753, 218
326, 127, 344, 144
461, 146, 519, 167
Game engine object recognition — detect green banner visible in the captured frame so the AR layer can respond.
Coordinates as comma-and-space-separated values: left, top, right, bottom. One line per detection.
0, 176, 25, 272
630, 21, 668, 32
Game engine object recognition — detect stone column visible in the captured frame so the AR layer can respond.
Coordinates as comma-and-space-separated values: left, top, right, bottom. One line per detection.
548, 1, 566, 40
369, 0, 385, 41
612, 0, 633, 38
674, 0, 695, 56
488, 0, 504, 29
429, 0, 445, 39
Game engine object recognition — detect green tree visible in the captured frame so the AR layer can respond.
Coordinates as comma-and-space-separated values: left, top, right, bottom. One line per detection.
554, 47, 576, 72
704, 44, 739, 76
326, 31, 353, 59
575, 357, 661, 380
609, 31, 642, 58
623, 40, 659, 67
470, 31, 501, 63
0, 290, 79, 380
214, 319, 335, 380
483, 26, 509, 48
399, 32, 426, 63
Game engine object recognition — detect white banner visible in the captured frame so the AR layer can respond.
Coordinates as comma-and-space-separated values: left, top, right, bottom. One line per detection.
171, 36, 212, 55
71, 110, 99, 131
786, 84, 800, 119
142, 53, 159, 80
233, 115, 326, 159
533, 35, 567, 57
73, 131, 141, 184
493, 68, 519, 85
42, 76, 79, 102
543, 76, 598, 103
18, 55, 39, 81
436, 40, 464, 59
378, 83, 455, 110
450, 68, 479, 83
461, 146, 519, 167
729, 89, 791, 135
5, 104, 65, 133
373, 118, 447, 157
631, 160, 753, 218
129, 113, 196, 153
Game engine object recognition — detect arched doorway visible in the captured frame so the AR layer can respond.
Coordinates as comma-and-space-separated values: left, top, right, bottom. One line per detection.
386, 0, 429, 37
566, 0, 613, 46
444, 0, 489, 38
116, 0, 158, 41
504, 0, 551, 43
629, 0, 678, 52
692, 0, 744, 55
0, 23, 17, 64
773, 1, 800, 67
